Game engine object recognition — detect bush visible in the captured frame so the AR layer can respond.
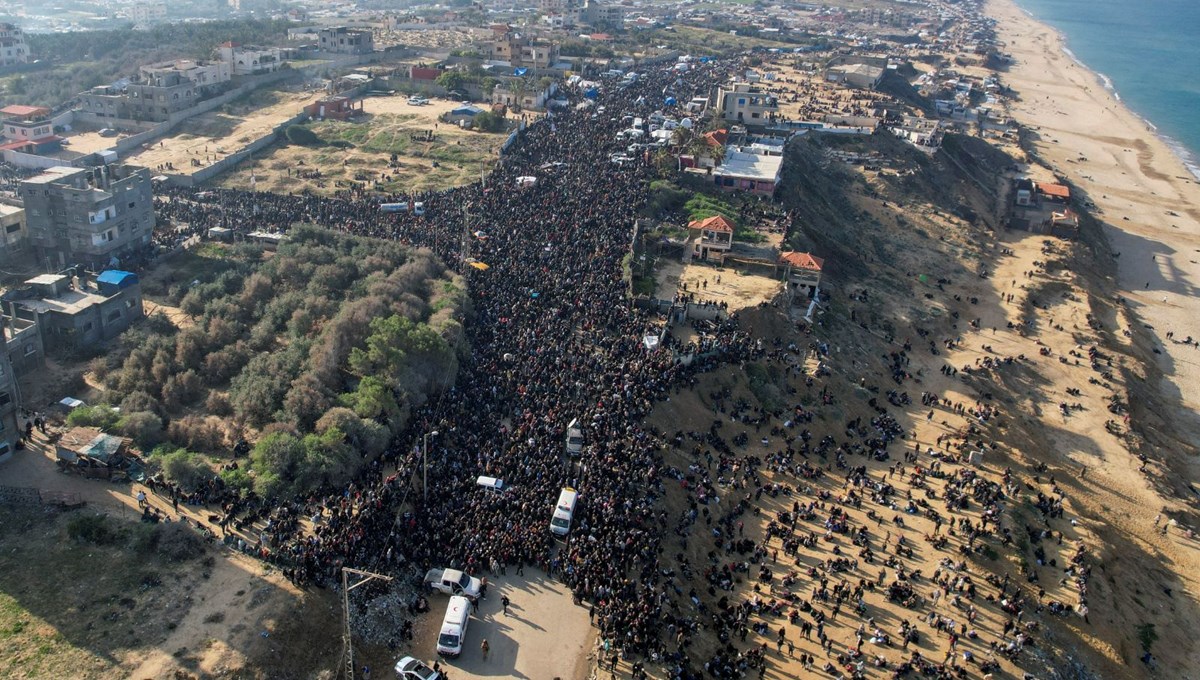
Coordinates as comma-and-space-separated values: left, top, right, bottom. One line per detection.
473, 110, 507, 133
167, 416, 225, 453
160, 448, 215, 491
155, 523, 205, 562
66, 405, 120, 431
67, 514, 124, 545
285, 124, 322, 146
116, 411, 164, 449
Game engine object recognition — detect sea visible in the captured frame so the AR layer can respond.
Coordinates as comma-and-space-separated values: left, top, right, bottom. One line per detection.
1011, 0, 1200, 179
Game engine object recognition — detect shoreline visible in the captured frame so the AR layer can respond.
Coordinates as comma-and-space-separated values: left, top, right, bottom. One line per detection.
1009, 2, 1200, 181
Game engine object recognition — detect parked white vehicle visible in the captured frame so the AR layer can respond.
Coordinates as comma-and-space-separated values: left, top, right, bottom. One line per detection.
424, 568, 482, 600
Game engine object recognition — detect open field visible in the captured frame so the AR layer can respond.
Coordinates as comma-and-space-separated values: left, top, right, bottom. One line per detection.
120, 85, 326, 175
214, 95, 507, 196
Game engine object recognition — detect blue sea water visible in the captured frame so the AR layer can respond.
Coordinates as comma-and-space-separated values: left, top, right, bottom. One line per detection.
1011, 0, 1200, 177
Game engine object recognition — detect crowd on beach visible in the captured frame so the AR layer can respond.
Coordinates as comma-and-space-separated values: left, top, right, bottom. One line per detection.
129, 54, 1110, 680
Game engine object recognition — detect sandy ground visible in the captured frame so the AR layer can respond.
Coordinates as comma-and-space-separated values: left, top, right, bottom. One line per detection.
410, 569, 594, 680
122, 87, 327, 176
0, 436, 311, 679
215, 95, 506, 196
987, 0, 1200, 440
654, 259, 782, 312
62, 130, 128, 154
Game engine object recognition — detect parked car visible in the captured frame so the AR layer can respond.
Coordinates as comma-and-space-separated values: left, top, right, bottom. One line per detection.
395, 656, 441, 680
423, 568, 482, 600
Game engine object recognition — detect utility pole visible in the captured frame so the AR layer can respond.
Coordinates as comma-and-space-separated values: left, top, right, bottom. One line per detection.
341, 567, 394, 680
423, 430, 440, 504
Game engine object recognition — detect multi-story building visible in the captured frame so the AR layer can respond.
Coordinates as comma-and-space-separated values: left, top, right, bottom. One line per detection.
0, 23, 29, 68
580, 0, 624, 29
0, 204, 28, 267
714, 83, 779, 124
0, 105, 64, 155
491, 36, 560, 69
217, 41, 289, 76
317, 27, 375, 55
78, 59, 231, 122
129, 2, 168, 26
0, 348, 19, 461
4, 270, 143, 355
18, 164, 155, 271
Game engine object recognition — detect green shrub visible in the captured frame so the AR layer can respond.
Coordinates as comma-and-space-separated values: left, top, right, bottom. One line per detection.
66, 405, 120, 431
115, 411, 164, 449
67, 514, 123, 545
160, 448, 215, 492
285, 125, 322, 146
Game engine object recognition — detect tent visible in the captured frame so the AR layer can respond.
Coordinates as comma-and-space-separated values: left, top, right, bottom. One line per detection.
516, 176, 537, 188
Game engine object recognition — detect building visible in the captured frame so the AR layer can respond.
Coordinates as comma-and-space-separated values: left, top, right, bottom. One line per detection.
217, 42, 288, 76
18, 164, 155, 271
79, 60, 232, 122
688, 215, 735, 263
1, 300, 42, 377
714, 83, 779, 125
0, 204, 28, 266
303, 96, 363, 121
318, 27, 375, 55
0, 23, 29, 68
492, 79, 557, 111
712, 149, 783, 196
0, 349, 19, 462
779, 251, 824, 294
129, 2, 168, 26
3, 270, 143, 354
826, 63, 885, 89
491, 36, 560, 69
580, 0, 624, 29
0, 105, 63, 155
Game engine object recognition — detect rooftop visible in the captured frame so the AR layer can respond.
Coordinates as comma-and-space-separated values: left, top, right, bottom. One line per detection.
690, 215, 736, 233
714, 149, 784, 183
780, 251, 825, 271
0, 105, 50, 119
0, 204, 22, 218
23, 166, 81, 185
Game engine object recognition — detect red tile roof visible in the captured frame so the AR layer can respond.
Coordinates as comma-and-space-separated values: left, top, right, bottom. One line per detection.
689, 215, 735, 233
780, 251, 824, 271
704, 129, 728, 147
1037, 182, 1070, 199
0, 105, 50, 118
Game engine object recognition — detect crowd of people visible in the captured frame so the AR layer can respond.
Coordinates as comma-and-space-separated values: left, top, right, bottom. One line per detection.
131, 52, 1105, 680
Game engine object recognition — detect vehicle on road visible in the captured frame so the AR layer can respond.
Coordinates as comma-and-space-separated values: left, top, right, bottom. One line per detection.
565, 419, 583, 456
394, 656, 442, 680
380, 201, 425, 216
550, 487, 578, 536
436, 596, 471, 657
476, 475, 507, 492
424, 568, 482, 600
407, 96, 429, 106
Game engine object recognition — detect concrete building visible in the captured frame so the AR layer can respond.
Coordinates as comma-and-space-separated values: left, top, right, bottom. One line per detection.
318, 27, 375, 55
304, 96, 363, 121
0, 349, 20, 462
712, 148, 783, 196
18, 164, 155, 271
714, 83, 779, 125
0, 105, 63, 155
779, 251, 824, 294
825, 56, 888, 90
688, 215, 734, 263
0, 204, 28, 266
491, 36, 560, 69
580, 0, 624, 29
0, 23, 29, 68
3, 270, 143, 354
129, 2, 168, 26
492, 79, 557, 111
79, 59, 232, 122
217, 42, 288, 76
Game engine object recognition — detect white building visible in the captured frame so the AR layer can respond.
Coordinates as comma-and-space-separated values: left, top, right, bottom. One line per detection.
0, 23, 29, 68
217, 42, 287, 76
129, 2, 168, 26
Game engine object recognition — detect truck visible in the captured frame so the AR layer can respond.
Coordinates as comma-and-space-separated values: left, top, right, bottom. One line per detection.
565, 418, 584, 456
423, 568, 482, 601
380, 201, 426, 216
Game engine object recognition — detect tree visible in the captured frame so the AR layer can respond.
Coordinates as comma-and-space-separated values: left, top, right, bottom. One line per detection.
473, 110, 507, 133
436, 70, 469, 91
160, 449, 215, 492
116, 411, 164, 449
285, 124, 322, 147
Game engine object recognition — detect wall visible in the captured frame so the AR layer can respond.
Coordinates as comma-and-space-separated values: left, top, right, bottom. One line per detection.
165, 111, 309, 187
1, 150, 63, 169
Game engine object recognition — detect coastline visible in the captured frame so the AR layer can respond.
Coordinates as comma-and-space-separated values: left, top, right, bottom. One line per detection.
984, 0, 1200, 674
1005, 0, 1200, 182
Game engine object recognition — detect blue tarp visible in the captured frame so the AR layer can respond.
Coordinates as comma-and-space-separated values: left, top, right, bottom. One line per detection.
513, 67, 529, 76
96, 270, 138, 287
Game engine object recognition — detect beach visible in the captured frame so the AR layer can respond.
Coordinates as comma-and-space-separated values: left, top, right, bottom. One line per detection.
980, 0, 1200, 674
987, 0, 1200, 442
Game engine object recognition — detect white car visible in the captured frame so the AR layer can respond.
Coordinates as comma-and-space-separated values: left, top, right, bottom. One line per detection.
407, 96, 428, 106
395, 656, 441, 680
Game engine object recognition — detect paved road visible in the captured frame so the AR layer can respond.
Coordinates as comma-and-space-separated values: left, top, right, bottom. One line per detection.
412, 568, 595, 680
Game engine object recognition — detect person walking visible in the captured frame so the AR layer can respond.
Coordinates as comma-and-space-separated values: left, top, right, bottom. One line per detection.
501, 595, 510, 616
480, 638, 490, 660
136, 489, 147, 508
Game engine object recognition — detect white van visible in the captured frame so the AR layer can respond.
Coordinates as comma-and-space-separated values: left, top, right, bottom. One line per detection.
565, 419, 584, 456
436, 596, 471, 657
550, 487, 578, 536
476, 476, 506, 492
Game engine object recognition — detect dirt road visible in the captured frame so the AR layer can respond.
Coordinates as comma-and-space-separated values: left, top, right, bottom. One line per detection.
411, 569, 594, 680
